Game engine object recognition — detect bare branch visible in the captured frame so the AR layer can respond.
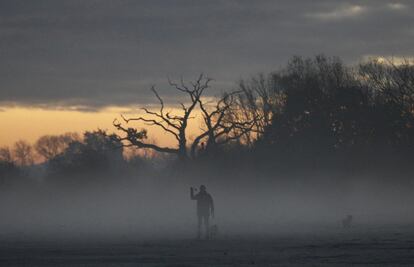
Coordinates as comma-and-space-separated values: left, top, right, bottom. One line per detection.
113, 119, 178, 154
114, 75, 218, 160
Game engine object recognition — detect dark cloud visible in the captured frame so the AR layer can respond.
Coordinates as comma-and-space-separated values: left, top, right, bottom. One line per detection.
0, 0, 413, 110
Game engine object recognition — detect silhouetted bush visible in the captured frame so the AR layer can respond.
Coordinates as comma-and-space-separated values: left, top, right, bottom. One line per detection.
48, 130, 125, 178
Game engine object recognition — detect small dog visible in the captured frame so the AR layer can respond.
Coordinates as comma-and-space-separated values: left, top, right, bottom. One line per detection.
342, 215, 353, 228
209, 224, 218, 240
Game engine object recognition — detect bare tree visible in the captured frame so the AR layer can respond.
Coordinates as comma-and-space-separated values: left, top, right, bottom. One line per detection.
114, 74, 212, 160
235, 73, 286, 144
35, 132, 80, 160
13, 140, 34, 166
114, 74, 258, 160
359, 57, 414, 114
0, 146, 13, 163
190, 92, 257, 158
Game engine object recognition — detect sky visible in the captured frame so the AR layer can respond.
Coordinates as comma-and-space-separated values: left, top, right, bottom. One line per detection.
0, 0, 413, 147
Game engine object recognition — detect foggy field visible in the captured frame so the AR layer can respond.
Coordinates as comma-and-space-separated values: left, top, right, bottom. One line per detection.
1, 170, 414, 266
1, 226, 414, 266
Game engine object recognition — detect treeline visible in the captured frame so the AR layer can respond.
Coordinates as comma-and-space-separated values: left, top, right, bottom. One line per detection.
1, 55, 413, 185
239, 55, 414, 170
0, 130, 149, 186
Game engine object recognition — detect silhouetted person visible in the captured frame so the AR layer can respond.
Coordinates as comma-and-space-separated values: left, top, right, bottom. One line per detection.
190, 185, 214, 239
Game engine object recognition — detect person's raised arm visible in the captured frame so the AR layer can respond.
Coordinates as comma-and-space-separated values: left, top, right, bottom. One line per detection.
190, 187, 196, 200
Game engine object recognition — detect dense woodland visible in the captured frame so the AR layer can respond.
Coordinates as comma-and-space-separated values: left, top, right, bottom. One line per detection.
1, 55, 414, 187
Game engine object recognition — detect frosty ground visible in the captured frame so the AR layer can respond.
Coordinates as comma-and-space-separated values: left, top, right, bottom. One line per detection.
1, 225, 414, 266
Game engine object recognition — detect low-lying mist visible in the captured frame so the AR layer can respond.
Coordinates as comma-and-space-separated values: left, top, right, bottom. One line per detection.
1, 161, 413, 242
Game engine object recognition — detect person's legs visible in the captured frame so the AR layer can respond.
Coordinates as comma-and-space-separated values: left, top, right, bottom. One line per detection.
204, 215, 210, 239
197, 215, 202, 239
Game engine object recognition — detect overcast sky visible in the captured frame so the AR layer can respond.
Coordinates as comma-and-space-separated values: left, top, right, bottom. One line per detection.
0, 0, 413, 110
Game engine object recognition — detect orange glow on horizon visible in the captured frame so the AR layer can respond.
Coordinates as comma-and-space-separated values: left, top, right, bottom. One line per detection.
0, 106, 203, 149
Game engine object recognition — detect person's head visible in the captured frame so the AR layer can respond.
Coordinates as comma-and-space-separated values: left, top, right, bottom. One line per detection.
200, 185, 206, 192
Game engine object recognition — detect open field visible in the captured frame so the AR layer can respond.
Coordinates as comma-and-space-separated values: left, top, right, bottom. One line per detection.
1, 225, 414, 266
